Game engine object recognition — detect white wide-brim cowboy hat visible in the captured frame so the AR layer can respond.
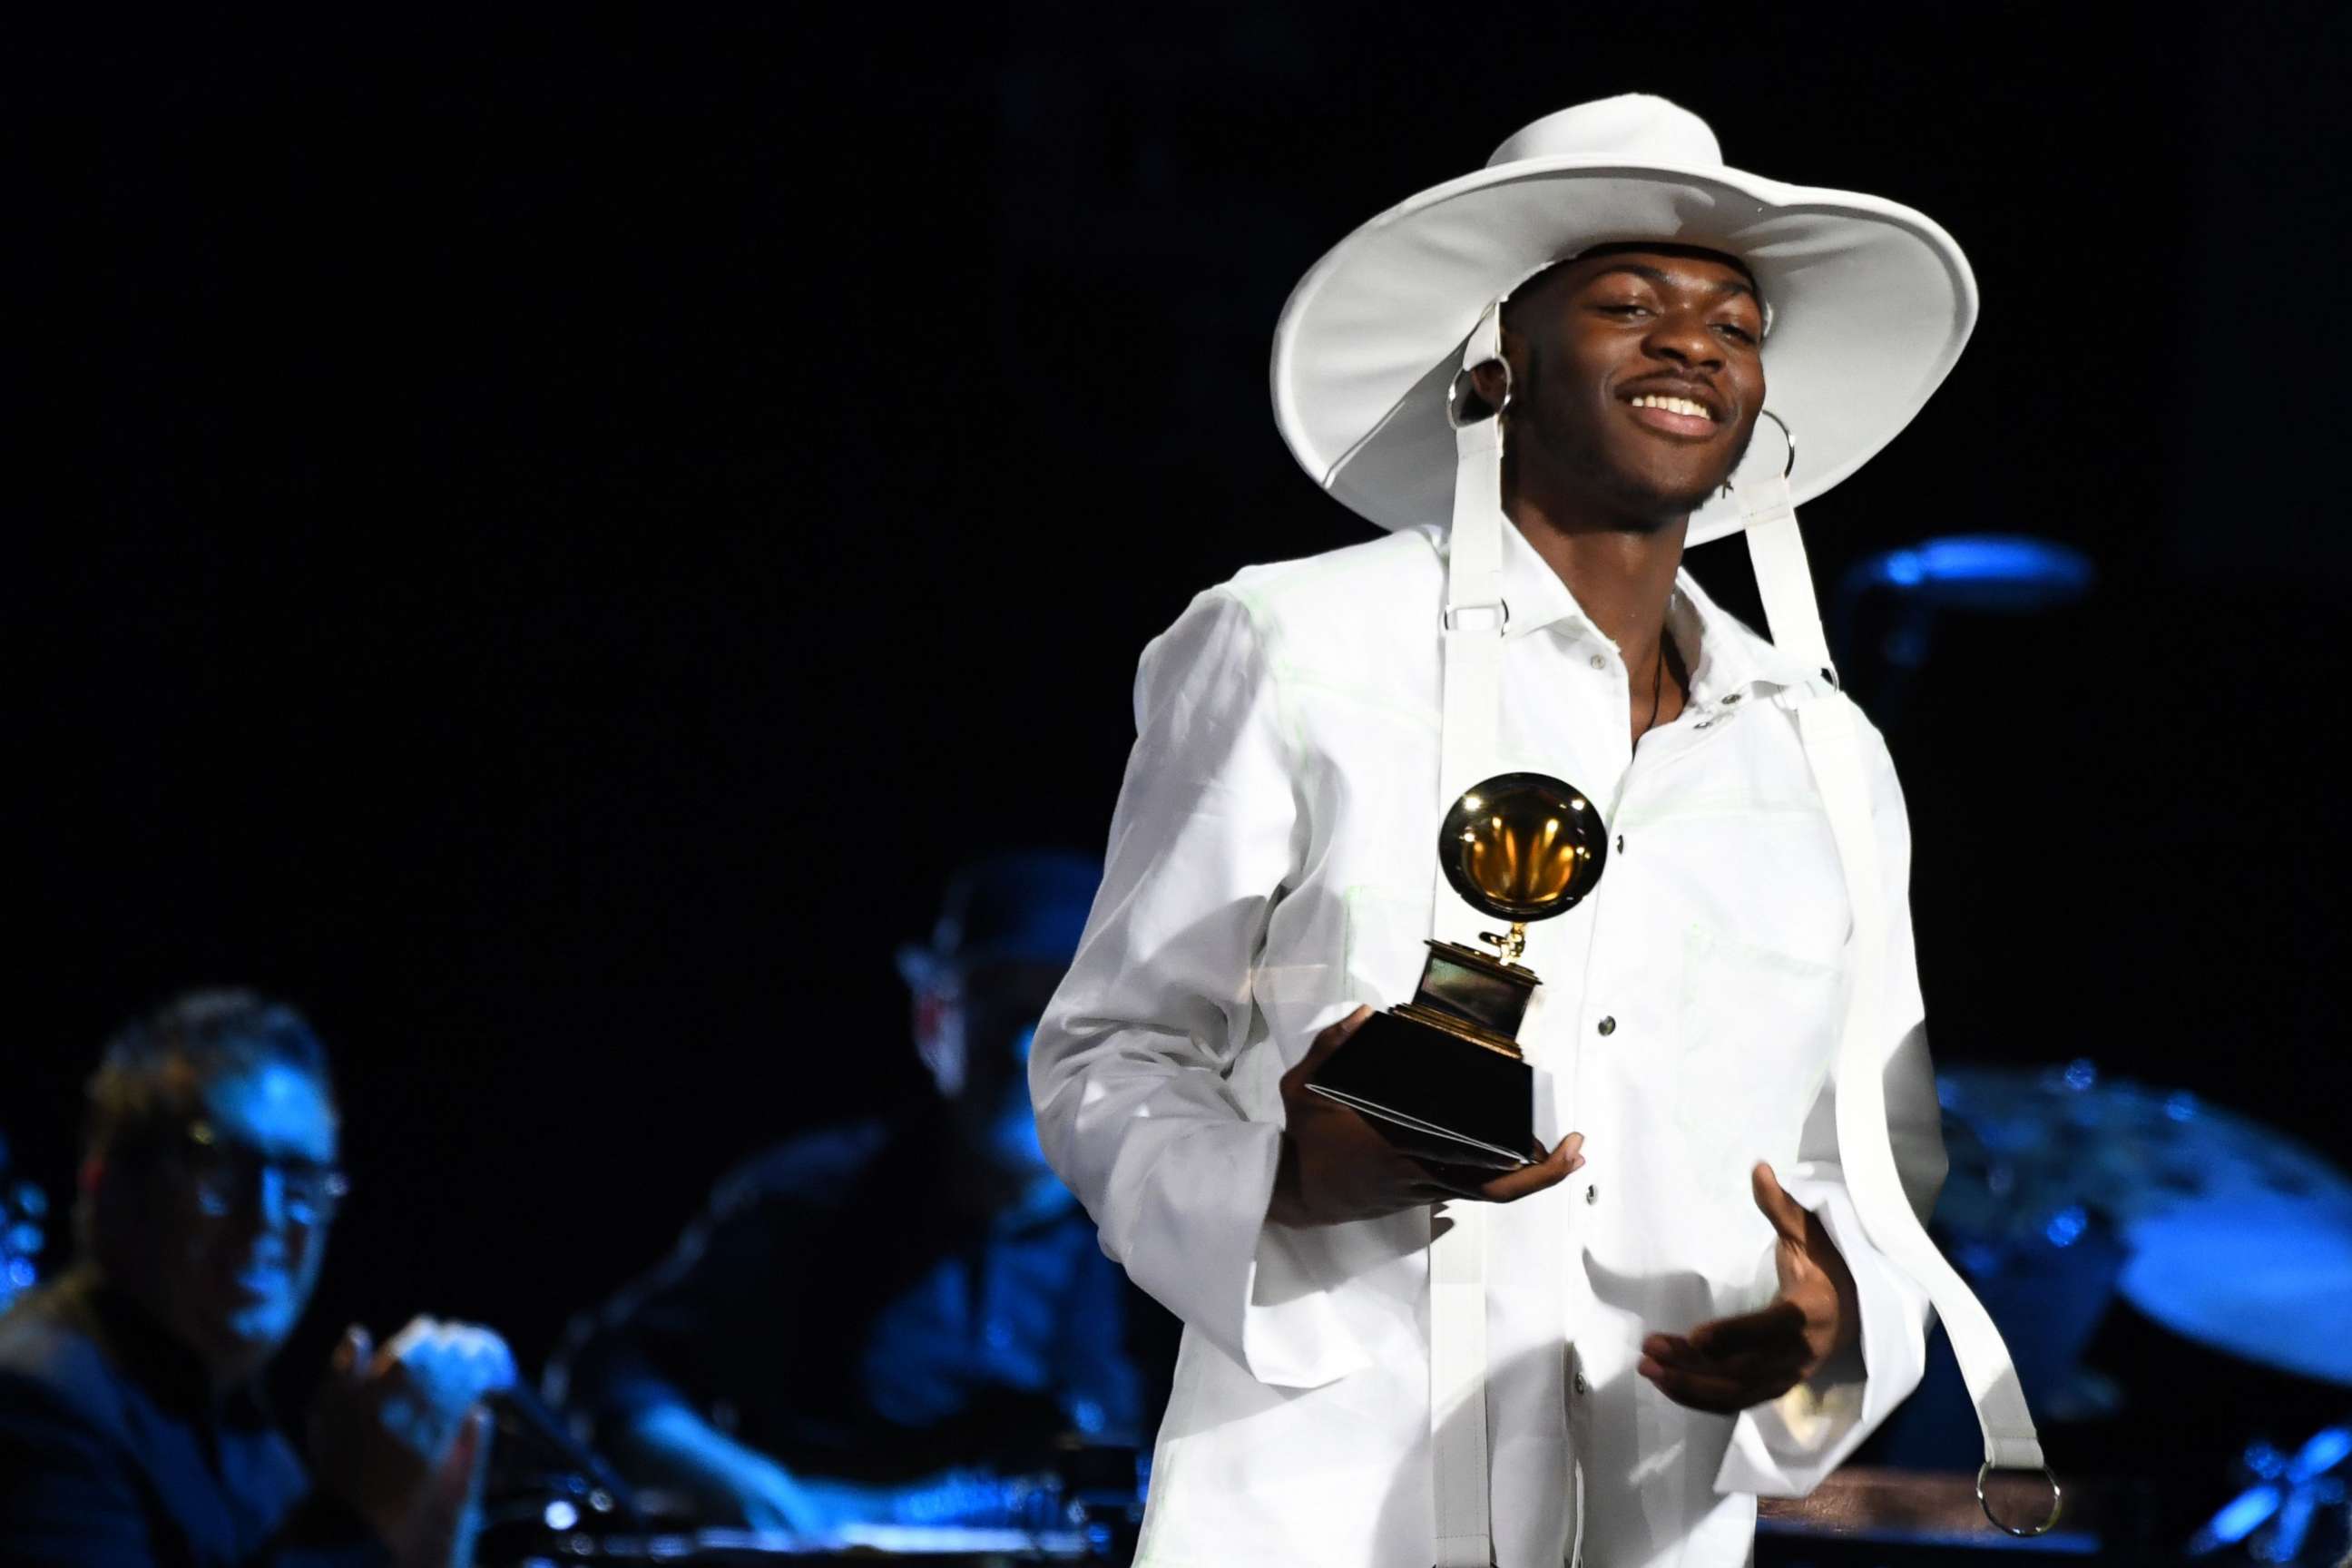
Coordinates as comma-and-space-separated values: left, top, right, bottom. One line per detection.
1270, 93, 1977, 545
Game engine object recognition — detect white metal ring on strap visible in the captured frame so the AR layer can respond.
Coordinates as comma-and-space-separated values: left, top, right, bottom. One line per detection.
1976, 1462, 2063, 1538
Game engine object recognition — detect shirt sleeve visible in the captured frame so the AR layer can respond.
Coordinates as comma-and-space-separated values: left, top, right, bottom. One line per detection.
1030, 586, 1368, 1389
1717, 703, 1949, 1496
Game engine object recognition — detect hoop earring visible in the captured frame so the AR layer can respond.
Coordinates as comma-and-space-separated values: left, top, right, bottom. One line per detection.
1722, 408, 1796, 497
1446, 359, 1514, 428
1759, 408, 1794, 476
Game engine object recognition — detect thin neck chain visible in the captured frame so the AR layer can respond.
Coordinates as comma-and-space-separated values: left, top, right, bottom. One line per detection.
1642, 636, 1666, 738
1637, 596, 1676, 743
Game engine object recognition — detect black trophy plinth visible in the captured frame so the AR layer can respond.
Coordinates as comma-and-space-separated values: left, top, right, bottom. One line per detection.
1307, 771, 1607, 1171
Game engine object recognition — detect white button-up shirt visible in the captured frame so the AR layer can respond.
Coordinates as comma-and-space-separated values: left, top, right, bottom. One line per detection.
1033, 518, 1946, 1568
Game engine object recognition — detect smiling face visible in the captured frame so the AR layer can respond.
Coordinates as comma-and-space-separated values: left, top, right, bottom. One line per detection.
1488, 244, 1766, 527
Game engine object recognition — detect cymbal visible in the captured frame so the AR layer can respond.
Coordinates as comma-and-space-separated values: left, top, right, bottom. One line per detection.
2119, 1193, 2352, 1386
1933, 1063, 2352, 1239
1933, 1063, 2352, 1385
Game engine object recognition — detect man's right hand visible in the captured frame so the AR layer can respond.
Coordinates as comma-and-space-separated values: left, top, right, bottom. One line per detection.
1268, 1006, 1584, 1227
621, 1407, 1036, 1535
309, 1318, 514, 1568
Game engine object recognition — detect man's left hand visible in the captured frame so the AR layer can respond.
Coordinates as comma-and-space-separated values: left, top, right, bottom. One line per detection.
1636, 1162, 1859, 1415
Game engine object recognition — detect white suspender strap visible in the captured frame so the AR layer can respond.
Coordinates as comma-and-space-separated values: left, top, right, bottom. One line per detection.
1431, 304, 1504, 1568
1742, 478, 2048, 1479
1430, 1202, 1493, 1568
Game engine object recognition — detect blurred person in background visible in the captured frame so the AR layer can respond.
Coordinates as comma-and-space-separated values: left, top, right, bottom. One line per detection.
549, 849, 1160, 1537
0, 991, 517, 1568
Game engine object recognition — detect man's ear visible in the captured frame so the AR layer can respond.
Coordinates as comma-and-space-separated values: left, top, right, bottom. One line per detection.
911, 985, 966, 1098
76, 1151, 138, 1268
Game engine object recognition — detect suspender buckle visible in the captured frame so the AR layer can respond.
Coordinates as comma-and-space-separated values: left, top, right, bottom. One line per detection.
1444, 600, 1508, 634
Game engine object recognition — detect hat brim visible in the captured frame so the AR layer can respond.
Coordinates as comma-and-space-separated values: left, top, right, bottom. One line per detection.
1271, 157, 1976, 546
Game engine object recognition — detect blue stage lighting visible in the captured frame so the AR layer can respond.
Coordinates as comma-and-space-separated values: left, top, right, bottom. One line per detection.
1847, 535, 2097, 613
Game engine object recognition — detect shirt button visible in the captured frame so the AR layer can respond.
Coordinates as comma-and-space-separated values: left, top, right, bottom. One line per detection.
1596, 1016, 1616, 1036
1573, 1370, 1590, 1396
1722, 692, 1743, 705
1614, 834, 1624, 854
1585, 1184, 1599, 1206
1589, 653, 1607, 671
1694, 719, 1712, 730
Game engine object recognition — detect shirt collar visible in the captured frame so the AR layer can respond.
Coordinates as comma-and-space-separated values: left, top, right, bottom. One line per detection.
1667, 566, 1822, 701
1479, 517, 1818, 697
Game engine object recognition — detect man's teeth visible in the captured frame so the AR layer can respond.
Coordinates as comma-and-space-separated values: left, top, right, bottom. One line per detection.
1630, 394, 1714, 421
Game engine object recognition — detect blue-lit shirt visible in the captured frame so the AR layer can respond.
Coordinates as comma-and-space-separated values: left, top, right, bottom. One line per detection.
0, 1268, 387, 1568
553, 1110, 1147, 1485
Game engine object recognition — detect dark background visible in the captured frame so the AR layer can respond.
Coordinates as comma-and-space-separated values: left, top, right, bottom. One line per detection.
10, 0, 2348, 1467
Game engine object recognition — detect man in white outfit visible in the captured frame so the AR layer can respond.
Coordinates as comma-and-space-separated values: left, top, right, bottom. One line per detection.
1032, 95, 1993, 1567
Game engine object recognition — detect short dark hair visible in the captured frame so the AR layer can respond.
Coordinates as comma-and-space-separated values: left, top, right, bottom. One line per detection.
83, 990, 337, 1165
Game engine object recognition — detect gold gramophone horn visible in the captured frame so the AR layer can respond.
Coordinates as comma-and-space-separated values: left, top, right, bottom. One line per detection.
1438, 772, 1608, 961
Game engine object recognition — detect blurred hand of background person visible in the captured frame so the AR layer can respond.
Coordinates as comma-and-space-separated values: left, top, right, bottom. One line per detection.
616, 1401, 838, 1534
619, 1400, 1069, 1538
310, 1318, 516, 1563
548, 851, 1168, 1537
0, 993, 515, 1568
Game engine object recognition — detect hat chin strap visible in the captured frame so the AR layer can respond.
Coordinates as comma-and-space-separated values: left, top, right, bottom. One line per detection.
1429, 309, 2047, 1565
1430, 302, 1506, 1568
1739, 481, 2050, 1488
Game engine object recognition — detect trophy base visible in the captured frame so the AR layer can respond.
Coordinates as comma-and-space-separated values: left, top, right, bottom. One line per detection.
1304, 1007, 1536, 1171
